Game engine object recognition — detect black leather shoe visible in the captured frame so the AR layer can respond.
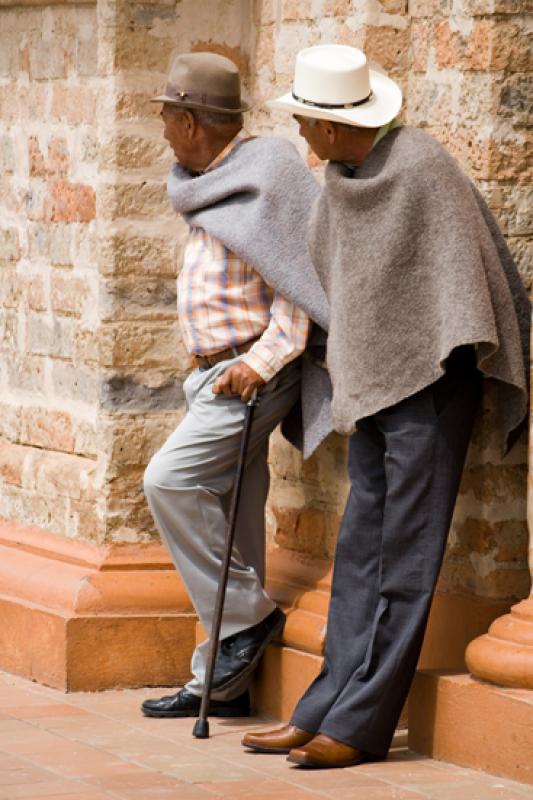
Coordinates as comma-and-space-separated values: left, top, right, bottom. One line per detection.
212, 606, 286, 692
141, 688, 250, 718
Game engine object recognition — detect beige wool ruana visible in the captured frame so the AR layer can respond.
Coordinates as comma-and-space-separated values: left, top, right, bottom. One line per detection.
310, 126, 530, 455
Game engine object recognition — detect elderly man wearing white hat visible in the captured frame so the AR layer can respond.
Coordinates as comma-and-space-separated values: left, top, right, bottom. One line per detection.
242, 45, 530, 768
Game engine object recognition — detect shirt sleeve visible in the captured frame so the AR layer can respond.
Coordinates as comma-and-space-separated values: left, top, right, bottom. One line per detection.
242, 292, 311, 383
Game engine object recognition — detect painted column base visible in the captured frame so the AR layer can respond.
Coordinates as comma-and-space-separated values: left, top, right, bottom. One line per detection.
0, 519, 196, 691
465, 596, 533, 689
409, 670, 533, 785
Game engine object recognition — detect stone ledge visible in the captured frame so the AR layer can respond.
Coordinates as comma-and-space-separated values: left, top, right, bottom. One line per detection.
0, 519, 196, 690
409, 670, 533, 785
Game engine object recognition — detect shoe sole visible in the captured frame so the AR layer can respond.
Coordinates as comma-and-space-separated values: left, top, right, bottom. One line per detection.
286, 753, 363, 769
213, 613, 286, 694
242, 742, 291, 754
142, 707, 250, 719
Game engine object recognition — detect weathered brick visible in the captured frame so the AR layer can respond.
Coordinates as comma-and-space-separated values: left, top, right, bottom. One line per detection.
50, 272, 92, 318
99, 134, 169, 170
51, 361, 98, 404
98, 234, 180, 277
50, 224, 73, 266
498, 74, 532, 126
21, 406, 75, 452
28, 135, 47, 178
0, 269, 21, 308
282, 0, 314, 20
35, 450, 96, 500
98, 320, 182, 367
47, 137, 70, 177
380, 0, 407, 12
411, 20, 430, 72
0, 227, 20, 262
407, 76, 452, 127
23, 275, 48, 312
0, 443, 26, 487
27, 313, 75, 358
7, 355, 46, 395
29, 39, 68, 80
99, 276, 178, 321
435, 19, 530, 72
0, 308, 18, 350
0, 134, 17, 174
99, 182, 169, 221
44, 180, 96, 224
51, 84, 97, 125
99, 369, 185, 411
353, 25, 410, 73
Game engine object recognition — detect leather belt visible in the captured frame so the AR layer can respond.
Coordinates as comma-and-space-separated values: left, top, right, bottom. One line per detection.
192, 337, 260, 370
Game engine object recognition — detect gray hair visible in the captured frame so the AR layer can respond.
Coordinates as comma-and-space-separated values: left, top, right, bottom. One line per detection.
169, 106, 243, 129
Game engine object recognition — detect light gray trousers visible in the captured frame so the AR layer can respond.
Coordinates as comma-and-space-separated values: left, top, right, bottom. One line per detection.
143, 355, 300, 699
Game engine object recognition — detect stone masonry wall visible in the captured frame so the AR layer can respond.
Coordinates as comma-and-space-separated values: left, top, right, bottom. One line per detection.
0, 0, 530, 604
0, 2, 102, 540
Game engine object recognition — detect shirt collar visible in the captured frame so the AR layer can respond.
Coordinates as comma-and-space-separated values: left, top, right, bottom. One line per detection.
203, 130, 251, 173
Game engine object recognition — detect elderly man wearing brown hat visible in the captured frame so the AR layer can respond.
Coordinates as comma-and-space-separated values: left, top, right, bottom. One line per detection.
141, 52, 331, 719
242, 44, 530, 767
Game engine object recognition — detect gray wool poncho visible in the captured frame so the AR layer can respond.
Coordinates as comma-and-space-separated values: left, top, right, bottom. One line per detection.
311, 126, 530, 455
167, 135, 333, 457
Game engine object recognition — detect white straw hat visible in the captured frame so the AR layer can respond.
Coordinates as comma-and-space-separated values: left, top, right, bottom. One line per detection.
268, 44, 402, 128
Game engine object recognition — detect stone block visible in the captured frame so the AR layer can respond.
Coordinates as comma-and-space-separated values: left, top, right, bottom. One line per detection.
99, 369, 185, 412
354, 25, 410, 73
44, 180, 96, 224
99, 276, 178, 321
51, 361, 98, 405
99, 133, 169, 170
28, 135, 47, 177
435, 19, 530, 72
411, 20, 430, 73
407, 76, 452, 127
281, 0, 314, 20
0, 227, 20, 262
99, 182, 169, 221
0, 402, 22, 442
34, 450, 97, 501
74, 326, 99, 364
506, 236, 532, 289
20, 406, 75, 452
24, 274, 49, 313
27, 313, 75, 359
98, 320, 182, 368
50, 271, 92, 318
0, 134, 17, 174
0, 308, 18, 350
114, 31, 176, 72
99, 234, 180, 277
51, 84, 97, 125
0, 442, 26, 487
7, 355, 46, 396
49, 223, 73, 265
498, 74, 532, 126
29, 38, 68, 80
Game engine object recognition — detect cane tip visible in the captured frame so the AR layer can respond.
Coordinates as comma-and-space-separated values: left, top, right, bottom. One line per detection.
192, 718, 209, 739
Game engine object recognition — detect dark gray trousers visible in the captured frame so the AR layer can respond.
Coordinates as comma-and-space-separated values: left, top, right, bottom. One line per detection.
291, 347, 482, 757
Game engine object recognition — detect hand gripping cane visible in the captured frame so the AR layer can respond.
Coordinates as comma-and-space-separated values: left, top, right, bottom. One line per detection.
192, 388, 259, 739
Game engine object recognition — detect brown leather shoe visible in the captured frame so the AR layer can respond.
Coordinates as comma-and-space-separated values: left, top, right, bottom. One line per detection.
242, 724, 314, 754
287, 733, 363, 768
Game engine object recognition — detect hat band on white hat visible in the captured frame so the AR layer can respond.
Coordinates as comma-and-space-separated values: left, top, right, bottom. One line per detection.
291, 89, 373, 110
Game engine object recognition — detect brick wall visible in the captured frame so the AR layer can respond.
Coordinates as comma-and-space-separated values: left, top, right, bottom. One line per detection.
0, 0, 530, 602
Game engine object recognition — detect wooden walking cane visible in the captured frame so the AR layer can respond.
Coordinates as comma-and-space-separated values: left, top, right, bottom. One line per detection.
192, 388, 259, 739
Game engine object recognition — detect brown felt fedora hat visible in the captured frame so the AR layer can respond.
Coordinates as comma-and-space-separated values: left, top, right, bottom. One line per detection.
151, 51, 251, 114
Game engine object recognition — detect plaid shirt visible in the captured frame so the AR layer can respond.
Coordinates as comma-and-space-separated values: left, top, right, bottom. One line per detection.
177, 134, 310, 383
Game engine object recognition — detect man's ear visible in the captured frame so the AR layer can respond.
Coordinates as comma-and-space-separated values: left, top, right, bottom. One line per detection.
182, 109, 196, 140
319, 119, 337, 144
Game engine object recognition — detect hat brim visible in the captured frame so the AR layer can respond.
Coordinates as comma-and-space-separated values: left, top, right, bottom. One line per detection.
150, 95, 252, 113
267, 69, 402, 128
